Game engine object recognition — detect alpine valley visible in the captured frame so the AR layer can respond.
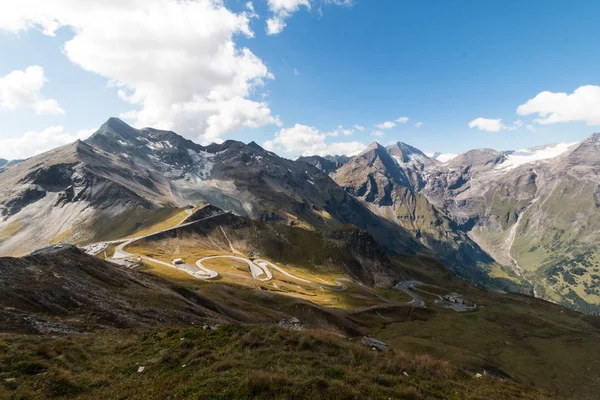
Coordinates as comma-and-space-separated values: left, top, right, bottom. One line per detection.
2, 118, 600, 399
2, 118, 598, 312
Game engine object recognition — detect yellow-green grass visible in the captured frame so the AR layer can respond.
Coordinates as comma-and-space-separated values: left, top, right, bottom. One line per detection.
51, 228, 73, 245
489, 264, 521, 282
541, 264, 600, 306
123, 208, 190, 239
127, 242, 398, 310
99, 244, 118, 260
372, 287, 600, 399
0, 325, 551, 400
513, 181, 599, 272
83, 207, 191, 244
0, 220, 23, 245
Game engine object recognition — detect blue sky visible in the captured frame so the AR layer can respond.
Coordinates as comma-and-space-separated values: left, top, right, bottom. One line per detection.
1, 0, 599, 160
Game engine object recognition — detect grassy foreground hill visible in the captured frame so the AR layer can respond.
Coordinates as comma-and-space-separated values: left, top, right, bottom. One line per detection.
2, 215, 600, 398
0, 325, 551, 400
122, 215, 600, 399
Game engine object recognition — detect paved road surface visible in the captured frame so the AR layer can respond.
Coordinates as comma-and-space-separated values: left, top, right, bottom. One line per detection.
394, 280, 426, 307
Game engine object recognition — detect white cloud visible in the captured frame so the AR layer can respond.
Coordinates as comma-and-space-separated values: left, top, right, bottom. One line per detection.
468, 118, 504, 132
525, 124, 536, 132
264, 123, 365, 156
326, 125, 354, 137
506, 119, 522, 131
293, 68, 300, 76
0, 126, 93, 160
375, 121, 396, 130
266, 0, 352, 35
425, 152, 458, 163
468, 117, 523, 133
414, 121, 422, 128
0, 65, 64, 115
266, 16, 287, 35
371, 130, 384, 137
33, 98, 64, 116
517, 85, 600, 125
353, 124, 365, 132
395, 116, 409, 124
266, 0, 310, 35
0, 0, 279, 143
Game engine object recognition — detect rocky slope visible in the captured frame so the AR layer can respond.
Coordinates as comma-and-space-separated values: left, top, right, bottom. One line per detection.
296, 155, 350, 175
2, 116, 598, 311
330, 142, 521, 291
0, 118, 418, 257
308, 135, 600, 312
0, 246, 231, 333
422, 135, 600, 312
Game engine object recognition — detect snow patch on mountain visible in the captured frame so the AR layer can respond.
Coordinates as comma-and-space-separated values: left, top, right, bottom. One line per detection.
496, 142, 578, 171
392, 154, 427, 167
185, 149, 214, 181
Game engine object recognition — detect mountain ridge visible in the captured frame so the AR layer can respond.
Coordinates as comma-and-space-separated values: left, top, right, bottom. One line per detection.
0, 118, 421, 261
1, 118, 598, 312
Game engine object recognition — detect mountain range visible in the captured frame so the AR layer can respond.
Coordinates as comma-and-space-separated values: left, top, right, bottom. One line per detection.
302, 134, 600, 313
1, 117, 599, 313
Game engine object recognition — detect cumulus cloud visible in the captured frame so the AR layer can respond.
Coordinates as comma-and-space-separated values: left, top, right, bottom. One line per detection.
371, 130, 384, 137
264, 123, 365, 156
266, 0, 352, 35
517, 85, 600, 125
266, 0, 311, 35
395, 116, 409, 124
353, 124, 365, 132
0, 0, 280, 143
414, 121, 422, 128
0, 126, 93, 160
468, 117, 522, 132
375, 121, 396, 130
468, 118, 504, 132
0, 66, 64, 115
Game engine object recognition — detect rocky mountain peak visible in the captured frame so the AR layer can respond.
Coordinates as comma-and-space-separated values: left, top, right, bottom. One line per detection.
0, 159, 7, 168
356, 141, 391, 163
387, 141, 433, 165
247, 141, 266, 152
447, 148, 507, 169
564, 133, 600, 167
365, 141, 386, 152
90, 117, 141, 142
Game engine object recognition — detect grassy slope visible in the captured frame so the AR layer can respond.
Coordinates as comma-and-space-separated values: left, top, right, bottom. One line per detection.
513, 180, 600, 312
135, 254, 410, 312
119, 212, 600, 398
0, 325, 551, 400
127, 233, 600, 398
372, 255, 600, 399
82, 207, 190, 244
470, 177, 600, 313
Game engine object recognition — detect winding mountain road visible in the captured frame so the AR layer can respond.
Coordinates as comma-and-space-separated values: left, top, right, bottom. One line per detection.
83, 210, 440, 309
394, 280, 426, 307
